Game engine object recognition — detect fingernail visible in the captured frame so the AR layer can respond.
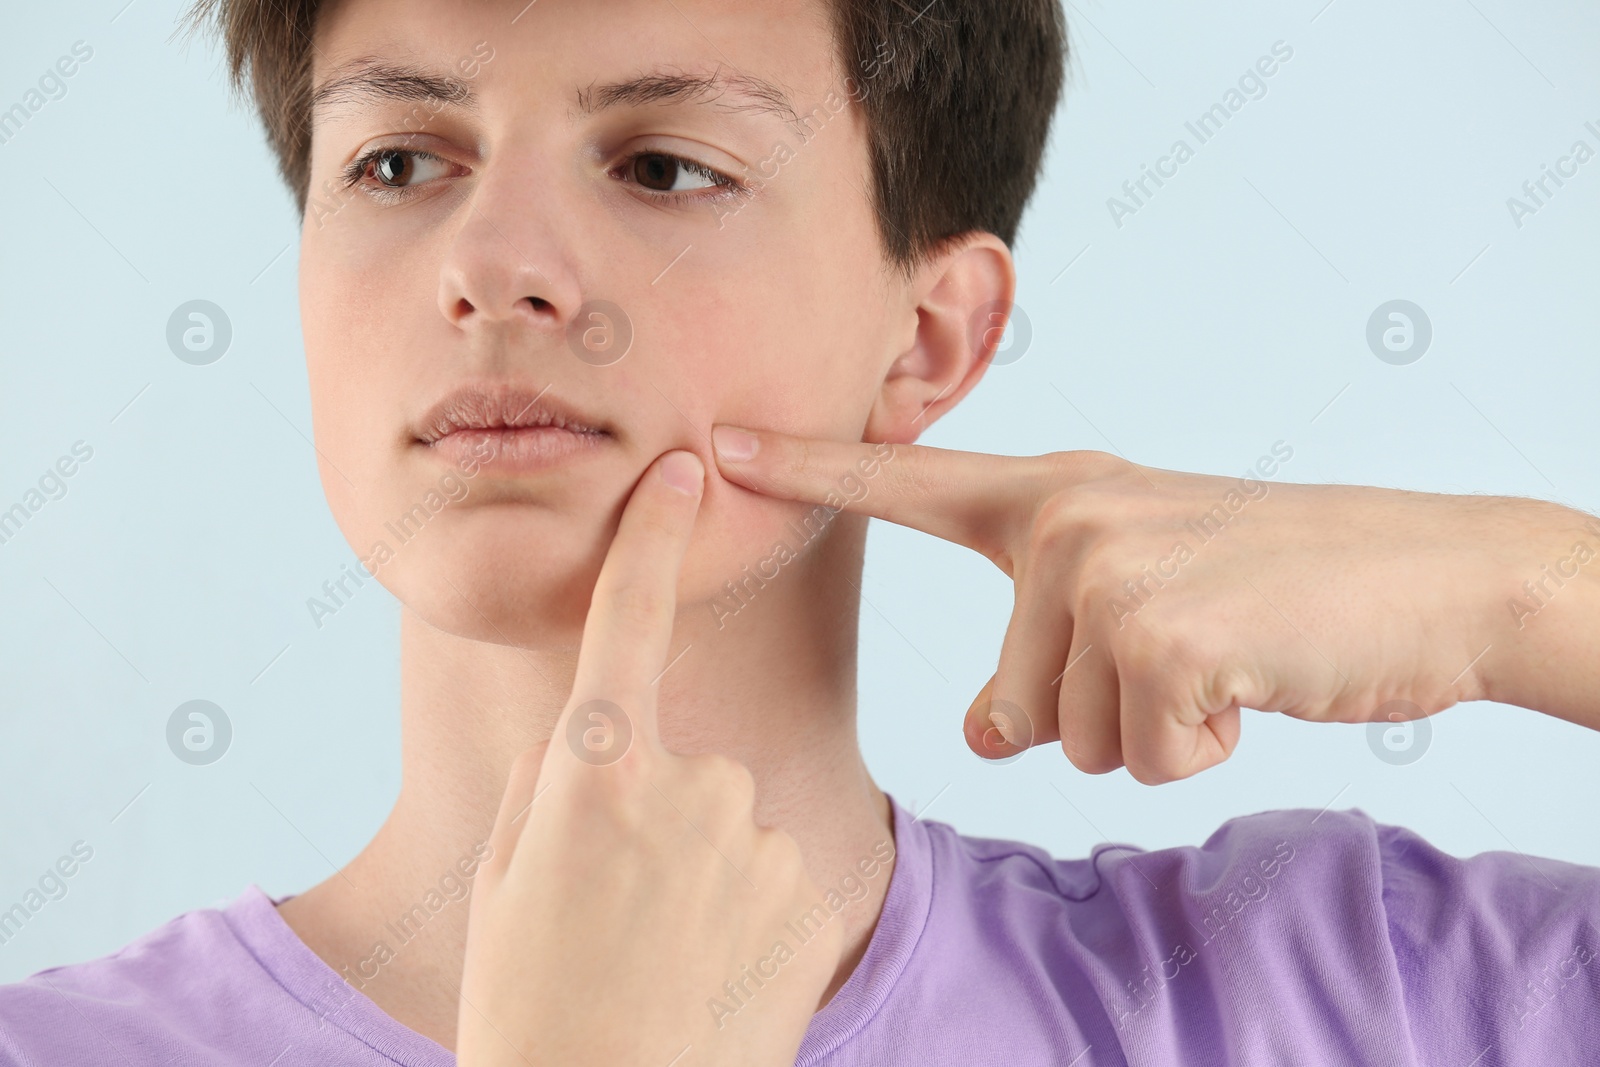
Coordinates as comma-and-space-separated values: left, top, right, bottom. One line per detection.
712, 425, 759, 463
987, 712, 1016, 749
661, 451, 704, 495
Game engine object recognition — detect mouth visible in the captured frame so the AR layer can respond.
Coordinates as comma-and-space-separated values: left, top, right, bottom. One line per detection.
414, 381, 612, 474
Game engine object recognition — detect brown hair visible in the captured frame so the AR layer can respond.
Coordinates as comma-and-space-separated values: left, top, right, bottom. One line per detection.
180, 0, 1067, 277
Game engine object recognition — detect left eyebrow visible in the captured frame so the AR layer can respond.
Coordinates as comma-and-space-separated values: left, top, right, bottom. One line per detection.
311, 58, 478, 121
309, 58, 807, 139
576, 66, 805, 137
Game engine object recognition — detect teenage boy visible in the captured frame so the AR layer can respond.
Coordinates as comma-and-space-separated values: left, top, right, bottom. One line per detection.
3, 0, 1598, 1064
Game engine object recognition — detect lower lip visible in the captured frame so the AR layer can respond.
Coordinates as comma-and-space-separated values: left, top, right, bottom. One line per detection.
424, 426, 609, 473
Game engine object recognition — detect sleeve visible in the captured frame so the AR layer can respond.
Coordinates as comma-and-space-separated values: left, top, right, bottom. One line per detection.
1376, 819, 1600, 1063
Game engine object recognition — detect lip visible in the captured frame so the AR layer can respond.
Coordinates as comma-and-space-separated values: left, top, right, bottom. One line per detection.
413, 382, 612, 474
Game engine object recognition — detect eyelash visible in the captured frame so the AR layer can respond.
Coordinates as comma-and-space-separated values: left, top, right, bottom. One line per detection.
339, 147, 459, 206
614, 151, 753, 205
339, 146, 752, 206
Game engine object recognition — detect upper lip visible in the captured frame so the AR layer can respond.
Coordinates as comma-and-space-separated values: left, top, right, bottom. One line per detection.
414, 382, 611, 444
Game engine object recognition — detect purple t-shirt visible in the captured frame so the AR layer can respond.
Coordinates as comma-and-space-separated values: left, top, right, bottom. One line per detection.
2, 798, 1598, 1065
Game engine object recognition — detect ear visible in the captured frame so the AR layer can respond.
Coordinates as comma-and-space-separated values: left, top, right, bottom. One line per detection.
863, 232, 1016, 446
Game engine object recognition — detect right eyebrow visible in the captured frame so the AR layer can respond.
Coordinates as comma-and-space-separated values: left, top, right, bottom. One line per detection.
311, 58, 478, 121
575, 66, 804, 137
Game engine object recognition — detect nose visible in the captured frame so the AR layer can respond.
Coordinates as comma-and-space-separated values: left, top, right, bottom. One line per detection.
436, 164, 585, 336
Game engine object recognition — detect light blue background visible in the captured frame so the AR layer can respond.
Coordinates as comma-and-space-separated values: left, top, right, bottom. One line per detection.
2, 0, 1598, 982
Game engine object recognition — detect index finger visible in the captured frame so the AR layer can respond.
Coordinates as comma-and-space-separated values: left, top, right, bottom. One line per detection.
558, 449, 706, 753
709, 424, 1049, 562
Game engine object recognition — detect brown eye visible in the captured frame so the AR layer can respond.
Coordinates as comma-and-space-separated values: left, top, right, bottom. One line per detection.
353, 149, 454, 192
631, 153, 680, 191
626, 152, 721, 194
374, 150, 412, 187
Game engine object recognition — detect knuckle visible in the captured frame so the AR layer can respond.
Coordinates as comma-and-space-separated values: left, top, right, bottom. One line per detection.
1124, 757, 1178, 787
573, 742, 654, 808
1058, 737, 1093, 773
685, 752, 756, 805
789, 437, 819, 482
885, 448, 939, 523
716, 756, 757, 807
1030, 486, 1120, 560
1029, 490, 1087, 554
1040, 448, 1132, 487
755, 827, 807, 884
1116, 614, 1209, 681
1161, 624, 1214, 676
1074, 537, 1129, 597
1204, 662, 1255, 711
770, 436, 825, 495
1059, 737, 1116, 776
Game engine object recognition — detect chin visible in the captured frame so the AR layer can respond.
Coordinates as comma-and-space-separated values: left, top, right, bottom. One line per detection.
359, 507, 607, 650
328, 471, 788, 649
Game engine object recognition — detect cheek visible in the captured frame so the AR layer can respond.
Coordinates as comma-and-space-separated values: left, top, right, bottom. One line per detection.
676, 477, 839, 614
297, 215, 438, 394
298, 238, 428, 532
646, 287, 888, 609
300, 247, 380, 434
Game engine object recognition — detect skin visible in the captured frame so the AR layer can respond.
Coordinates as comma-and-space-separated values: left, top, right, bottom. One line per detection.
277, 0, 1010, 1052
709, 428, 1600, 782
459, 450, 843, 1065
271, 0, 1600, 1056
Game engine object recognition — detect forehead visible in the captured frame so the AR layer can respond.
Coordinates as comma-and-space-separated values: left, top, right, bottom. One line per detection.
311, 0, 844, 127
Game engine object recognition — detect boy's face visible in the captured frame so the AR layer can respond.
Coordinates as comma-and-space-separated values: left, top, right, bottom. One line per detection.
299, 0, 919, 645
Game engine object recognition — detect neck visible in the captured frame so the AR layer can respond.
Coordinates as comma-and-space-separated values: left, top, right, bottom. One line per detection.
275, 513, 893, 1050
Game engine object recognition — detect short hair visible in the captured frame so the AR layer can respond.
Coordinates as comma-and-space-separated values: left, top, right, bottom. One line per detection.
181, 0, 1068, 277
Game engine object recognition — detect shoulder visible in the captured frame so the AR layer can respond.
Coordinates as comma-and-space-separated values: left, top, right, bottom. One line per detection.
0, 887, 337, 1066
903, 806, 1600, 1062
916, 803, 1349, 922
1369, 817, 1600, 1053
827, 805, 1398, 1064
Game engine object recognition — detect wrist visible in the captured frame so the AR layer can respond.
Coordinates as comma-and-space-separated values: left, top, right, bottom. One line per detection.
1474, 499, 1600, 719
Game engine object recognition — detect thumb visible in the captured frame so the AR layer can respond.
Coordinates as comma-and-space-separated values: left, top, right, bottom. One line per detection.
481, 739, 554, 885
964, 674, 1039, 760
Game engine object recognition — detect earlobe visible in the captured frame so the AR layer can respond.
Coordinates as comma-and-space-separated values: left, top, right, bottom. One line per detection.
862, 233, 1016, 446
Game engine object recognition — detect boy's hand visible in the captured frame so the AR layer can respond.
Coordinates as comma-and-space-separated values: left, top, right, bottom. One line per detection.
709, 425, 1600, 784
456, 450, 841, 1067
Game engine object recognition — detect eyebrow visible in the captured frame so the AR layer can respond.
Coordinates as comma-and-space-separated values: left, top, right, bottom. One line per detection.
311, 59, 476, 120
575, 67, 802, 135
311, 59, 804, 138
